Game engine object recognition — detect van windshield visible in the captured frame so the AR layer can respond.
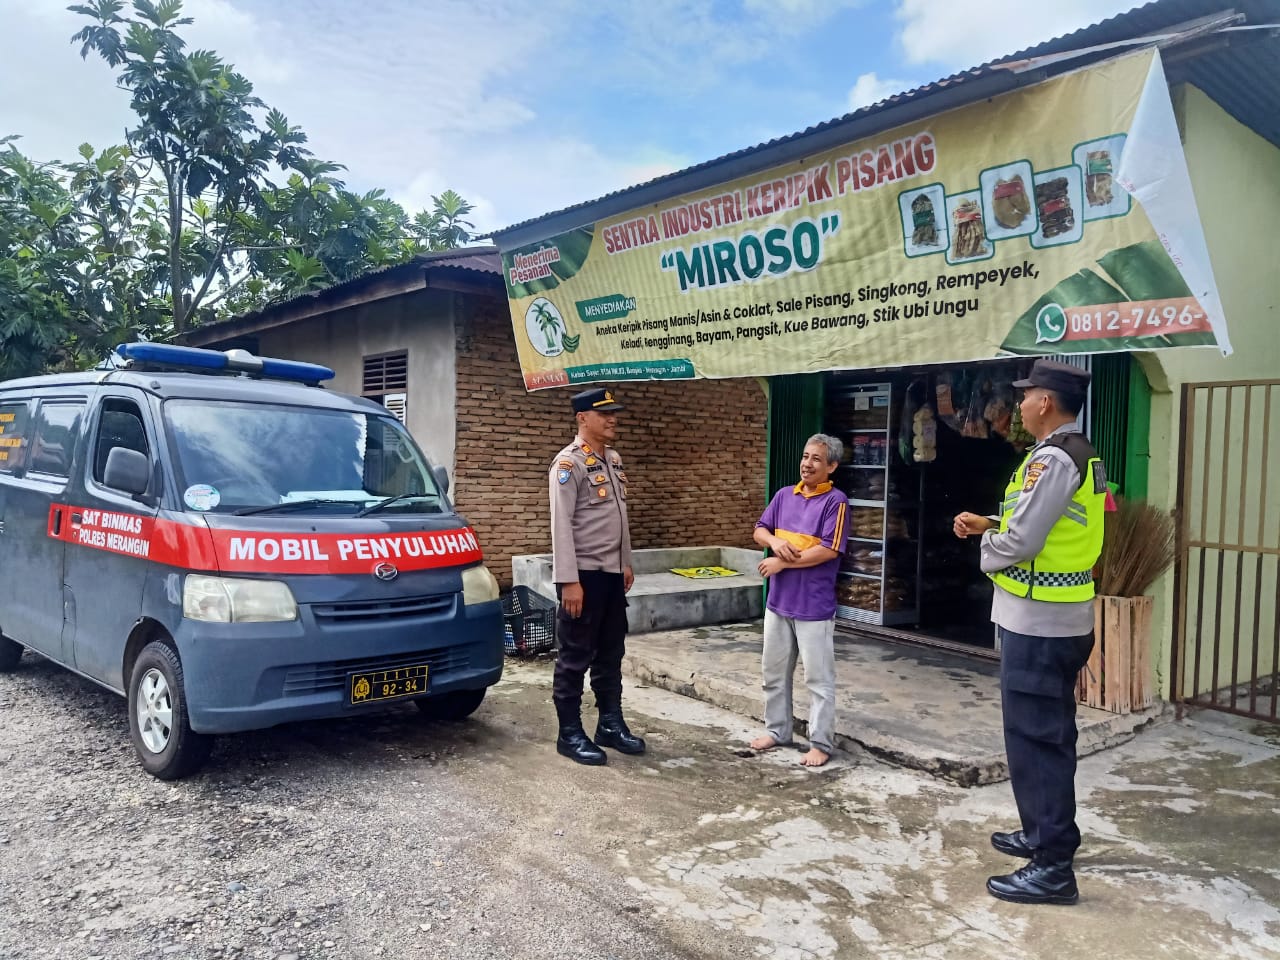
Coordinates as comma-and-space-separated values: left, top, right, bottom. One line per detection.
163, 399, 446, 516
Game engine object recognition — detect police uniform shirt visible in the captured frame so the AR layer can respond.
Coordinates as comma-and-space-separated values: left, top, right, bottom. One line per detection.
549, 436, 633, 583
979, 423, 1096, 637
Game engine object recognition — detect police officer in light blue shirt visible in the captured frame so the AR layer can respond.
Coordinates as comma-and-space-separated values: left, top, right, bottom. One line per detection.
548, 388, 644, 766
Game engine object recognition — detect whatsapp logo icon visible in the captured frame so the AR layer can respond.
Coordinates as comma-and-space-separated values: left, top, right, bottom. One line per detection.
1035, 303, 1068, 344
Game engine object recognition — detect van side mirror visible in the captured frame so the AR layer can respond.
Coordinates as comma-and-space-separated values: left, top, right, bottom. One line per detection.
433, 464, 450, 496
104, 447, 150, 496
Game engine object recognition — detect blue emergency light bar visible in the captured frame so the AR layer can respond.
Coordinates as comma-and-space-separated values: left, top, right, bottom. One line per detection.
115, 343, 335, 385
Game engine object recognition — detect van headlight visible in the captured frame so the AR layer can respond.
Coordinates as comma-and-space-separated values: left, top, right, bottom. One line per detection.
183, 575, 298, 623
461, 564, 500, 605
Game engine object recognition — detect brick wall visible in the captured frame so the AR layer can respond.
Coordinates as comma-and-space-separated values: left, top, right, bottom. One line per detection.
453, 298, 768, 586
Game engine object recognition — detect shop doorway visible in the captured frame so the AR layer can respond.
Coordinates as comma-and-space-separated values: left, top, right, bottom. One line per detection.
765, 355, 1141, 658
824, 357, 1105, 656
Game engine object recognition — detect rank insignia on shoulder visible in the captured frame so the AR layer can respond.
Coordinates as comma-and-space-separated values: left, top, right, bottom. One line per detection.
1023, 460, 1049, 492
557, 469, 571, 485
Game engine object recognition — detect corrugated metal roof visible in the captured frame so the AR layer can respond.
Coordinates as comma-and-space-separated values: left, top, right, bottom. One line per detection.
491, 0, 1279, 246
180, 246, 503, 346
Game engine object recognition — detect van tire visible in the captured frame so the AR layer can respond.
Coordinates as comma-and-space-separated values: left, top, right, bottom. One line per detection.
0, 635, 22, 671
127, 642, 212, 780
414, 688, 486, 722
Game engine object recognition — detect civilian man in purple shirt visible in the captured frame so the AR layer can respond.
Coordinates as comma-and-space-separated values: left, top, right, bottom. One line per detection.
750, 434, 850, 767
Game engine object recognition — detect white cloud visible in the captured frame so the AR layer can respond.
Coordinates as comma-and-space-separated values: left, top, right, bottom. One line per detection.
847, 72, 909, 111
0, 0, 869, 231
893, 0, 1139, 68
398, 139, 686, 235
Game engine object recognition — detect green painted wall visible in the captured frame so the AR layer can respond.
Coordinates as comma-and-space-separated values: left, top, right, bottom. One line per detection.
1139, 84, 1280, 701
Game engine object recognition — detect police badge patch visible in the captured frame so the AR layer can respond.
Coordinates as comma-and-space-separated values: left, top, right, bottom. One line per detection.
557, 469, 571, 484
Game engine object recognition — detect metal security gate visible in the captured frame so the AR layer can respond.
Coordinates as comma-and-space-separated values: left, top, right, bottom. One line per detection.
1173, 380, 1280, 720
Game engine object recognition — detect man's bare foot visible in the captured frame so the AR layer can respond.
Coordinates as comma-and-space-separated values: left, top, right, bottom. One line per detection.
800, 748, 830, 767
749, 735, 780, 751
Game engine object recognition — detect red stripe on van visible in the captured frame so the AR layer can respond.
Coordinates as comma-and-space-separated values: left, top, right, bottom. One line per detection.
49, 505, 483, 575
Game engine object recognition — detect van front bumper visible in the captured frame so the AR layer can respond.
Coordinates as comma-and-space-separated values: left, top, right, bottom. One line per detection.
175, 597, 504, 735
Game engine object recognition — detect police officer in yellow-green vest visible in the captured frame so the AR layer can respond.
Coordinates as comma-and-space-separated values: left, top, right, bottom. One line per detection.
954, 359, 1106, 907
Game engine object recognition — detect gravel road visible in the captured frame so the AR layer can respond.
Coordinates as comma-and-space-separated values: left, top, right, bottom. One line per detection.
0, 651, 829, 960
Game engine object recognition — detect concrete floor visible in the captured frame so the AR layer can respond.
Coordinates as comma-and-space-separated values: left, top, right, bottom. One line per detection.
624, 621, 1168, 785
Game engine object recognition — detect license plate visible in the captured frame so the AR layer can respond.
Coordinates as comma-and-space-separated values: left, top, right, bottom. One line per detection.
348, 664, 429, 705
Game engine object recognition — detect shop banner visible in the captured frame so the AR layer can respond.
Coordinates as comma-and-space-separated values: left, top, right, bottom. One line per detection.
500, 50, 1230, 391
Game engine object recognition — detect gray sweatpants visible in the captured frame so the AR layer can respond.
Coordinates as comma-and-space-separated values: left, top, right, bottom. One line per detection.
761, 609, 836, 754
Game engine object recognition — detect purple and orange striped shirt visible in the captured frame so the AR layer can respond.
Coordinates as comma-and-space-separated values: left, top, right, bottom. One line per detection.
755, 482, 849, 621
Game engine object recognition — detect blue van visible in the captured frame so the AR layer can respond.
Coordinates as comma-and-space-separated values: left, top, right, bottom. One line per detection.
0, 343, 504, 778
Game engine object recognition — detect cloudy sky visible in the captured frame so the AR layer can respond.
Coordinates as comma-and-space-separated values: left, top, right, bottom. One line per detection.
0, 0, 1138, 232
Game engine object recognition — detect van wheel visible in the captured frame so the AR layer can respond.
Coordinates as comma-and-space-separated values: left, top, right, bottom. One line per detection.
0, 635, 22, 671
414, 688, 486, 722
127, 642, 211, 780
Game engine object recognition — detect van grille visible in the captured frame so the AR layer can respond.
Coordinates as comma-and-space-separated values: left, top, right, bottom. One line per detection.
282, 647, 470, 696
310, 593, 455, 624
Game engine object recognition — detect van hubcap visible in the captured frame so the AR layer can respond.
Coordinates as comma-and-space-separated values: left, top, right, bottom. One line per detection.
137, 668, 174, 754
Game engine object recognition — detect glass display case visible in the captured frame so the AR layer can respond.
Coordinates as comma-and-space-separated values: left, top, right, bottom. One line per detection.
825, 381, 922, 627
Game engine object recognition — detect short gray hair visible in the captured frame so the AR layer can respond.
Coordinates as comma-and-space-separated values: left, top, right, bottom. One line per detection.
805, 433, 843, 466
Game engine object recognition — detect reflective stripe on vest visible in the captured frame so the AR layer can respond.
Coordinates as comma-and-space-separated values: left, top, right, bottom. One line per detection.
994, 566, 1093, 589
988, 443, 1105, 603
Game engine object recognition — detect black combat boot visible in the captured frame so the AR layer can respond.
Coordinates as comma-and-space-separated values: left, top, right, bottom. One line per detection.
593, 692, 646, 755
986, 855, 1079, 905
990, 829, 1035, 859
555, 700, 606, 766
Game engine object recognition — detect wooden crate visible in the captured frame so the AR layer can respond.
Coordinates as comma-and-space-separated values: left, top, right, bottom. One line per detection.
1077, 595, 1154, 714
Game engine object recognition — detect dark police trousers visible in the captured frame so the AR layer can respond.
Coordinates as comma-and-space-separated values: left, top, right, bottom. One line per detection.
553, 570, 628, 709
998, 627, 1096, 861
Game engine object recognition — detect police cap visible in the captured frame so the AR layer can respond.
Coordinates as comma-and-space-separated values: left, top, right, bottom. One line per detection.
1013, 359, 1091, 398
572, 387, 624, 413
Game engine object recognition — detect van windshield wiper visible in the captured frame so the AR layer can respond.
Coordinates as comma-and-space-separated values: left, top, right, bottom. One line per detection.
233, 498, 362, 517
354, 493, 438, 518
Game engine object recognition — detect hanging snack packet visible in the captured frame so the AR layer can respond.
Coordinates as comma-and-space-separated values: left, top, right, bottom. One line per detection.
912, 405, 937, 462
899, 381, 922, 464
935, 374, 955, 416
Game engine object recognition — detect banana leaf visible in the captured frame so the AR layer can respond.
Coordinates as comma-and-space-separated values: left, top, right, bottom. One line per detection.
1096, 239, 1192, 301
505, 226, 595, 299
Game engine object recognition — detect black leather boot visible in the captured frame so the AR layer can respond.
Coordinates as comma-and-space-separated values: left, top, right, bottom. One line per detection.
555, 700, 606, 766
593, 693, 646, 754
990, 829, 1035, 859
987, 856, 1079, 905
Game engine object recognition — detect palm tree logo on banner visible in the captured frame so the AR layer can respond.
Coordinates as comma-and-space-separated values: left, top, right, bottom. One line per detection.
524, 297, 579, 358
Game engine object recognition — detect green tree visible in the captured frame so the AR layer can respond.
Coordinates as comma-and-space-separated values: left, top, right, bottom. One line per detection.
411, 189, 476, 251
0, 139, 103, 378
72, 0, 315, 333
0, 1, 481, 374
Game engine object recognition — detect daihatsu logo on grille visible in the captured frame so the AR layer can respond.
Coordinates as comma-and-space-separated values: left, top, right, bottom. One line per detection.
373, 562, 399, 582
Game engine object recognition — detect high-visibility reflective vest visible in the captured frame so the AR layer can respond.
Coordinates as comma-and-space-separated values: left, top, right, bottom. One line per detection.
988, 434, 1106, 603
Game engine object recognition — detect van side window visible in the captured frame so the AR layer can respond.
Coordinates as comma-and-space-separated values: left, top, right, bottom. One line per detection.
92, 400, 150, 485
0, 401, 30, 474
29, 401, 86, 478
